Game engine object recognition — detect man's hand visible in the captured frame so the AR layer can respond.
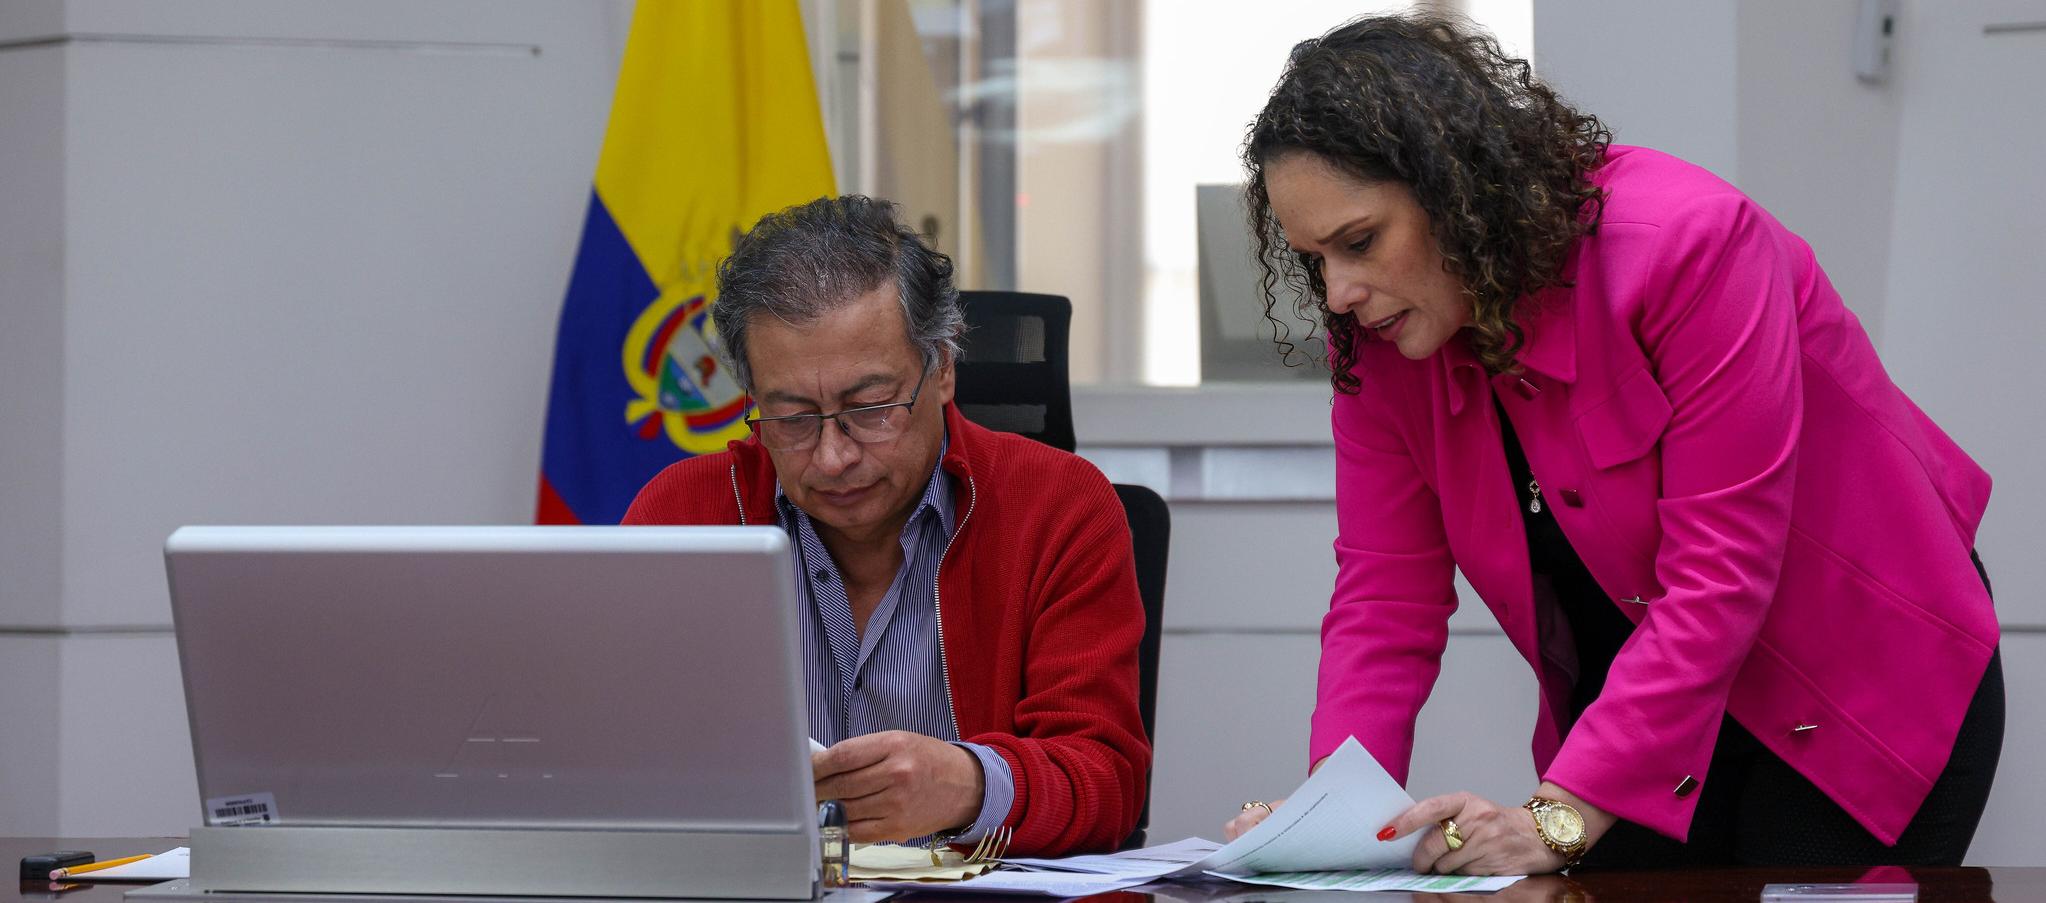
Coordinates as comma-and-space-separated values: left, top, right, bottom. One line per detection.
812, 730, 985, 843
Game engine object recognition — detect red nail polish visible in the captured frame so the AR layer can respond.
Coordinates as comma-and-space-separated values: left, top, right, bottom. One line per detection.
1376, 826, 1397, 842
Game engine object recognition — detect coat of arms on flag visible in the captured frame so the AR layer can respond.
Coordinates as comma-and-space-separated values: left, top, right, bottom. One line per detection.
622, 287, 750, 452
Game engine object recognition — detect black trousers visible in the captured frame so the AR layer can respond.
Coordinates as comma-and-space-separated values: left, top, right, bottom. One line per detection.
1579, 553, 2005, 868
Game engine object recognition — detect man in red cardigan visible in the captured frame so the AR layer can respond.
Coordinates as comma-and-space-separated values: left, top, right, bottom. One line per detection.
621, 196, 1148, 857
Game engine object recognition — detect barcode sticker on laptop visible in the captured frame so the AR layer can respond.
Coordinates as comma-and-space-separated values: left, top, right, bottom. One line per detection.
205, 792, 279, 826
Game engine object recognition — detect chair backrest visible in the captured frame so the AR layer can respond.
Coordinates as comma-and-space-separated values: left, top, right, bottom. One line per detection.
1113, 482, 1170, 851
954, 291, 1076, 452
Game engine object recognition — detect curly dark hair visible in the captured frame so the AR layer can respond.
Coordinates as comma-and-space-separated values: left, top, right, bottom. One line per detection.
1244, 14, 1611, 394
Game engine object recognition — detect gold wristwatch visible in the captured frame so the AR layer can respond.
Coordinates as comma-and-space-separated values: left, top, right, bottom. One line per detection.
1524, 796, 1588, 866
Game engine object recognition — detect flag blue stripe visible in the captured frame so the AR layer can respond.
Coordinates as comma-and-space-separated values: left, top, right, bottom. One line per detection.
538, 191, 688, 525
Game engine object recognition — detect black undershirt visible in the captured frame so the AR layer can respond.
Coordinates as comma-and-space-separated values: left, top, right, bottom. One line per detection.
1495, 400, 1637, 721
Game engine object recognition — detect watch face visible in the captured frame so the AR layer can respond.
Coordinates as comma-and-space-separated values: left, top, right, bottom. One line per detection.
1539, 806, 1586, 845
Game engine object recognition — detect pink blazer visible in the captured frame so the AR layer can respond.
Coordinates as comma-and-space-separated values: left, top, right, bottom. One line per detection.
1313, 146, 1997, 845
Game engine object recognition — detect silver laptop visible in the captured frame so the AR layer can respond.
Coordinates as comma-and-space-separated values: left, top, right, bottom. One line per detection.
157, 525, 817, 899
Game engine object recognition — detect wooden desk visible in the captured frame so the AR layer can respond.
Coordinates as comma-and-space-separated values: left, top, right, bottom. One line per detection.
11, 837, 2040, 902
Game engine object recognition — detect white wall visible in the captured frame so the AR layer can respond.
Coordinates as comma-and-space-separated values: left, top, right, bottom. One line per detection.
1879, 0, 2046, 629
1532, 0, 1903, 340
1531, 3, 1741, 179
1876, 1, 2046, 863
0, 0, 70, 833
1733, 1, 1904, 347
0, 0, 632, 835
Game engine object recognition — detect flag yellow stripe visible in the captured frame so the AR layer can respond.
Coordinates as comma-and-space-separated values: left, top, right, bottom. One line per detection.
594, 0, 836, 292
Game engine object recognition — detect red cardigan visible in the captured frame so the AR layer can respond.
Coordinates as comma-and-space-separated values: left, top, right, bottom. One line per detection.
621, 403, 1150, 856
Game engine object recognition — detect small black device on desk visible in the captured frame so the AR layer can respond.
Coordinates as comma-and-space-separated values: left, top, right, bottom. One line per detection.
20, 852, 94, 881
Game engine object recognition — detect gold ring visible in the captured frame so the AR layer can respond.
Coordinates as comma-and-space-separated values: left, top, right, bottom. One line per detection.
1241, 800, 1273, 816
1440, 818, 1465, 852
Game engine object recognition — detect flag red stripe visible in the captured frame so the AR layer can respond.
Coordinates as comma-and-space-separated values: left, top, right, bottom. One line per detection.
534, 474, 583, 525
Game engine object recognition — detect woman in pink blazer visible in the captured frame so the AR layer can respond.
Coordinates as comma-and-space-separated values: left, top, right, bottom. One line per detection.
1222, 16, 2003, 872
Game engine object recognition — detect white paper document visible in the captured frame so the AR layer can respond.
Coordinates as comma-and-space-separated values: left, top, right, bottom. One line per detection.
1219, 869, 1523, 894
1003, 836, 1222, 878
1194, 736, 1421, 875
863, 870, 1156, 897
874, 738, 1522, 895
64, 848, 190, 881
1005, 735, 1421, 882
981, 737, 1521, 894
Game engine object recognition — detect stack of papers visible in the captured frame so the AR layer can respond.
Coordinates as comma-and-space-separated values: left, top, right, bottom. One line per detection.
848, 844, 996, 882
1003, 836, 1224, 876
865, 869, 1161, 897
1221, 870, 1525, 894
868, 738, 1523, 895
893, 838, 1218, 896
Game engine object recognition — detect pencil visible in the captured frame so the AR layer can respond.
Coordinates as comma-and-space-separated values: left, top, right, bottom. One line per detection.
49, 854, 152, 879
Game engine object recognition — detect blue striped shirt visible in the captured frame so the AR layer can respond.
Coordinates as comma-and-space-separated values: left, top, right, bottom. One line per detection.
776, 440, 1014, 841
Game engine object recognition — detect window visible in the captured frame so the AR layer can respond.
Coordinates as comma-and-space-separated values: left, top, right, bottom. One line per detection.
805, 0, 1532, 385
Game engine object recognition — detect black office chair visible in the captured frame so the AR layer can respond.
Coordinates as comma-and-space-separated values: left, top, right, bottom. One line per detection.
1113, 482, 1169, 850
954, 291, 1076, 452
953, 290, 1168, 850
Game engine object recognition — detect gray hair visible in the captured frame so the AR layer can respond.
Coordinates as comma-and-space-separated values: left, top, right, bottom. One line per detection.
712, 195, 965, 394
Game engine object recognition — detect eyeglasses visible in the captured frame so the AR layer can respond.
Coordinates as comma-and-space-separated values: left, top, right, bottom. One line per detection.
745, 369, 928, 451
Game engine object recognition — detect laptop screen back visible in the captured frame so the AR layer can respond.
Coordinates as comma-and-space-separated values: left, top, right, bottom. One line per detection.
165, 526, 809, 833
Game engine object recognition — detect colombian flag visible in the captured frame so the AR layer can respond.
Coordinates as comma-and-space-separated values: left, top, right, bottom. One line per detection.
537, 1, 836, 525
